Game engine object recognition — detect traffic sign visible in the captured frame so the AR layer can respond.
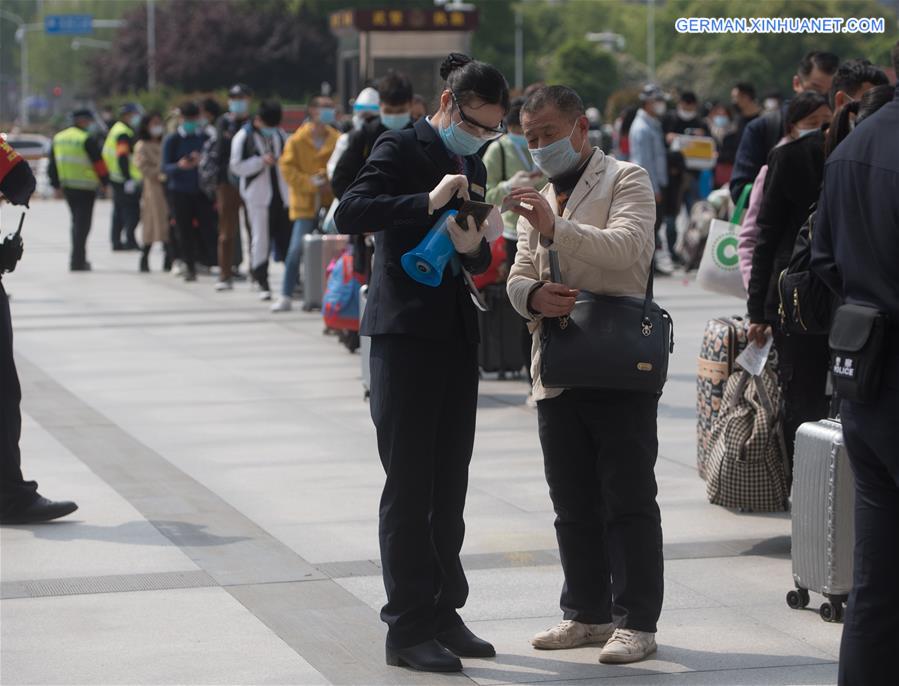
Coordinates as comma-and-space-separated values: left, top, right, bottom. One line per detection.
44, 15, 93, 35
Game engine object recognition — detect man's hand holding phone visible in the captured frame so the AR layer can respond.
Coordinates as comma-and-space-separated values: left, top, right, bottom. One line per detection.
505, 187, 556, 239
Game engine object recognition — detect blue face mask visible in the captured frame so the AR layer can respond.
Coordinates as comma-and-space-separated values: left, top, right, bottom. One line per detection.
261, 126, 278, 138
439, 116, 485, 157
712, 115, 729, 128
507, 132, 527, 148
530, 121, 584, 179
318, 107, 336, 125
181, 121, 199, 135
380, 111, 410, 131
229, 99, 249, 116
795, 126, 819, 138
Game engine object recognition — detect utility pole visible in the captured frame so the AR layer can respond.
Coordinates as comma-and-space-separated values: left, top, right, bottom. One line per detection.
147, 0, 156, 90
646, 0, 655, 82
514, 7, 523, 91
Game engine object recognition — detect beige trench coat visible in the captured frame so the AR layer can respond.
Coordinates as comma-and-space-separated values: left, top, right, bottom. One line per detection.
506, 148, 657, 401
134, 140, 170, 245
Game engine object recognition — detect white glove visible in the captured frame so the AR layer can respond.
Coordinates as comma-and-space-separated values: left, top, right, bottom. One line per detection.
123, 179, 138, 195
446, 213, 485, 256
428, 174, 469, 214
504, 169, 538, 191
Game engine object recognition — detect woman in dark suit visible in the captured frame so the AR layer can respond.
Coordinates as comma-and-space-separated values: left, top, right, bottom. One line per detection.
335, 53, 509, 673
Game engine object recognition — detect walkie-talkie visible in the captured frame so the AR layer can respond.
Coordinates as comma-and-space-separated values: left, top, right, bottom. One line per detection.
0, 213, 25, 274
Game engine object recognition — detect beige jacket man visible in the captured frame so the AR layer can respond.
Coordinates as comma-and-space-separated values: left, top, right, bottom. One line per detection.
506, 148, 657, 401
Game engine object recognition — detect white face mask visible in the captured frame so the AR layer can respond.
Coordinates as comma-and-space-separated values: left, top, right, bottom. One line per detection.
150, 124, 165, 138
652, 101, 667, 117
676, 107, 696, 121
795, 126, 819, 138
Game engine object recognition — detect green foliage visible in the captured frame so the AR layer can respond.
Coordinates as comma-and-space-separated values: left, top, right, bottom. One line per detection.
546, 37, 619, 109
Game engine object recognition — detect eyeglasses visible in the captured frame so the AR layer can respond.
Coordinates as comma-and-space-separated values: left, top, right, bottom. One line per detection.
451, 91, 506, 140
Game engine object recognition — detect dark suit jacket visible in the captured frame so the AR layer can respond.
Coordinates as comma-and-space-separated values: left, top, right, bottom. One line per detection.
334, 117, 491, 343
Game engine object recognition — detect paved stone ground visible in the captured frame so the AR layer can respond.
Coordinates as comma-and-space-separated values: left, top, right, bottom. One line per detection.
1, 199, 841, 685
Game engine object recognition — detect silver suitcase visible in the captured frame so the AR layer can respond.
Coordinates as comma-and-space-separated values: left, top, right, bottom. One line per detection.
787, 418, 855, 622
302, 234, 348, 311
360, 284, 371, 399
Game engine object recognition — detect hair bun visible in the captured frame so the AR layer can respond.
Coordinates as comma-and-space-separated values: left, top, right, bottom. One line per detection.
440, 52, 472, 81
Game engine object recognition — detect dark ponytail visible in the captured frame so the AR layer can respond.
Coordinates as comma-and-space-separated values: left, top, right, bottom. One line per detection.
825, 84, 893, 158
440, 52, 510, 113
825, 101, 859, 158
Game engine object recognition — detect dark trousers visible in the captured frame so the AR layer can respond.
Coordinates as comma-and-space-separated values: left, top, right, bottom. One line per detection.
838, 382, 899, 686
369, 331, 479, 648
63, 188, 96, 269
216, 183, 241, 280
537, 388, 664, 632
110, 181, 140, 249
0, 280, 37, 517
171, 191, 216, 275
773, 330, 830, 470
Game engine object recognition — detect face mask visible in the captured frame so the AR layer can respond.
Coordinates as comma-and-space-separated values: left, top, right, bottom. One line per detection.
530, 121, 585, 179
197, 117, 209, 129
129, 114, 142, 129
86, 122, 101, 135
261, 126, 278, 138
318, 107, 336, 125
229, 99, 248, 116
712, 115, 729, 128
764, 98, 779, 111
181, 121, 198, 135
676, 107, 695, 121
652, 101, 667, 117
439, 115, 485, 157
795, 126, 818, 138
507, 132, 527, 148
380, 111, 410, 131
150, 124, 165, 138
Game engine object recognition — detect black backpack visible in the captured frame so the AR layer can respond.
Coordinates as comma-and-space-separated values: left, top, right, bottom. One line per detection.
198, 132, 220, 200
777, 202, 840, 335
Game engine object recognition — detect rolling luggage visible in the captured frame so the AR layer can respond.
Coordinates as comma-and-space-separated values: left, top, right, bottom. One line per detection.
360, 285, 371, 399
302, 234, 348, 311
477, 283, 525, 378
697, 316, 748, 479
787, 418, 854, 623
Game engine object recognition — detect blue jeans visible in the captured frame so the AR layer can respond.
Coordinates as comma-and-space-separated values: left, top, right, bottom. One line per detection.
281, 218, 314, 298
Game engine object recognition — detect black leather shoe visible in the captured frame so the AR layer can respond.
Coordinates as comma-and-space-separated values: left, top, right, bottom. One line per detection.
437, 624, 496, 658
0, 497, 78, 525
385, 640, 462, 672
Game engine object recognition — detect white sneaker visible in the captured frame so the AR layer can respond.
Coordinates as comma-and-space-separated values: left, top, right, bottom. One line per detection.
258, 290, 272, 302
271, 296, 292, 312
171, 260, 185, 277
214, 280, 233, 292
531, 620, 615, 650
598, 628, 657, 664
653, 250, 674, 276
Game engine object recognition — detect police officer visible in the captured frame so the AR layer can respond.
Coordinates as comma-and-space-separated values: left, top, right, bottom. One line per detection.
49, 109, 110, 271
103, 103, 143, 251
1, 138, 79, 524
335, 53, 508, 673
810, 48, 899, 686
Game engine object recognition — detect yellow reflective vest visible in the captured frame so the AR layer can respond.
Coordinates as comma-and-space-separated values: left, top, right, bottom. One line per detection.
102, 121, 143, 183
52, 126, 99, 191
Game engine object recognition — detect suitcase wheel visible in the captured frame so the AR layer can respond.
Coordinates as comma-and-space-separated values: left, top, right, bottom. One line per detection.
819, 600, 844, 623
785, 588, 810, 610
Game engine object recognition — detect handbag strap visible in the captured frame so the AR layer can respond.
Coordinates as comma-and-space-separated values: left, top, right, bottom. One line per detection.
731, 182, 753, 225
548, 248, 655, 321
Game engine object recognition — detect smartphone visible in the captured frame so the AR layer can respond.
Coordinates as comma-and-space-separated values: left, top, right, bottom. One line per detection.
455, 200, 494, 229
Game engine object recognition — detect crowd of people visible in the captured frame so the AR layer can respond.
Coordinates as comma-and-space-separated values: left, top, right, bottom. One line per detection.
4, 38, 898, 686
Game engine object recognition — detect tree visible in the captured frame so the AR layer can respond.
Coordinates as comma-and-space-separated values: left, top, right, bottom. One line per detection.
546, 38, 619, 110
90, 0, 336, 101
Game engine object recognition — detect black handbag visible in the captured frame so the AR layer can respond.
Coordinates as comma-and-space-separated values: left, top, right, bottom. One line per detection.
829, 303, 888, 403
540, 250, 674, 394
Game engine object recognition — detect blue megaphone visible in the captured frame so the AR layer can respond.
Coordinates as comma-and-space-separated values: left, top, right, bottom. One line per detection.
401, 209, 458, 287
